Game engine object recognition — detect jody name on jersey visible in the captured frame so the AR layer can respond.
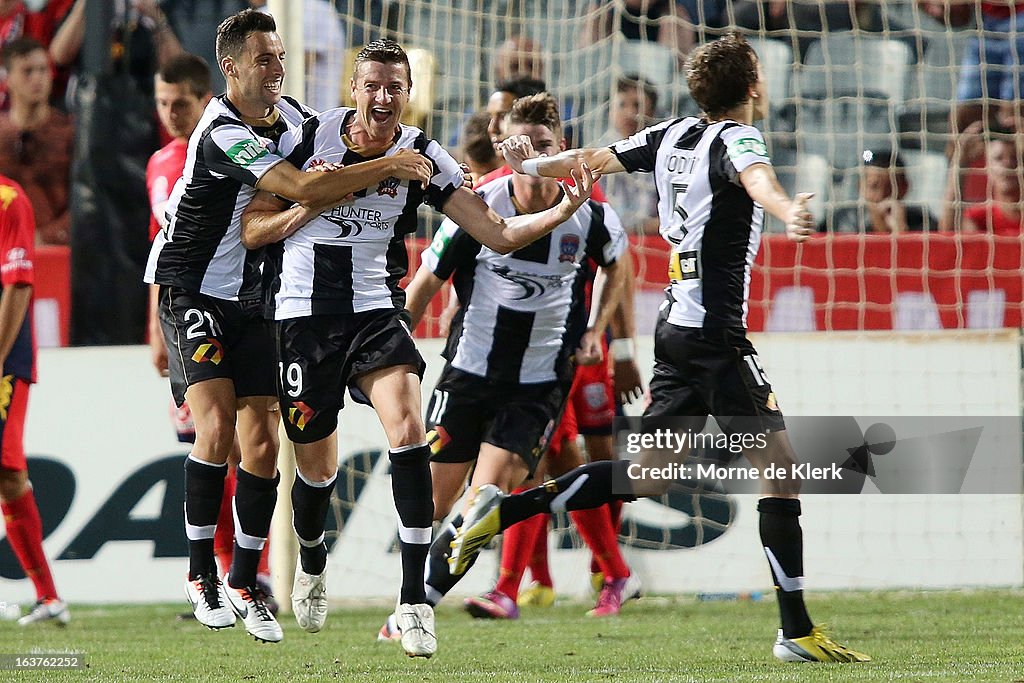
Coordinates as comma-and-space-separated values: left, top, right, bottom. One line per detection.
144, 95, 311, 301
611, 117, 770, 329
423, 176, 627, 385
273, 108, 464, 319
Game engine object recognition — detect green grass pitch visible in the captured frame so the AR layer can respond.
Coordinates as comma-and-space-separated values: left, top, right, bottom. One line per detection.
1, 590, 1021, 682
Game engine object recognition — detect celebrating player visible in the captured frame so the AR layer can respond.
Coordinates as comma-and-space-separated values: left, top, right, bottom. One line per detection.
240, 41, 594, 658
144, 10, 433, 643
450, 32, 870, 664
375, 92, 626, 626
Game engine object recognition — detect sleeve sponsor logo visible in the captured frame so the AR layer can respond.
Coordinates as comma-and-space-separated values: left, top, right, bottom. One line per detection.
430, 229, 452, 257
726, 137, 768, 161
2, 247, 32, 274
225, 138, 269, 168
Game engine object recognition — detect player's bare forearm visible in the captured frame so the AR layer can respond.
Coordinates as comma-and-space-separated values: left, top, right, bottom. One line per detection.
503, 141, 624, 178
257, 150, 432, 209
442, 167, 595, 253
740, 163, 792, 221
148, 284, 168, 375
740, 163, 814, 241
404, 267, 447, 330
241, 191, 318, 249
0, 284, 31, 367
609, 253, 637, 340
588, 259, 625, 337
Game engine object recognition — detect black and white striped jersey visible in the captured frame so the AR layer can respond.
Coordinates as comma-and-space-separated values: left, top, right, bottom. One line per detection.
610, 117, 770, 329
272, 108, 465, 320
144, 95, 314, 301
421, 176, 627, 385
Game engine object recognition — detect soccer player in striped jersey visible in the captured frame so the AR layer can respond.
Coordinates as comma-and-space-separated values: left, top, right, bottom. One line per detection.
239, 41, 595, 658
143, 10, 433, 643
382, 92, 628, 624
450, 32, 870, 664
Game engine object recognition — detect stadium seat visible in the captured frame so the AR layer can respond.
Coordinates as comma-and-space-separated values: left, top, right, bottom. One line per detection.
768, 146, 829, 228
800, 34, 913, 105
748, 37, 793, 110
902, 149, 948, 220
796, 97, 896, 170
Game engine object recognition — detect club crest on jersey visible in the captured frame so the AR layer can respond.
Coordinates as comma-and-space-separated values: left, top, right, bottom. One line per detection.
191, 338, 224, 365
377, 176, 400, 197
288, 401, 316, 431
558, 234, 580, 263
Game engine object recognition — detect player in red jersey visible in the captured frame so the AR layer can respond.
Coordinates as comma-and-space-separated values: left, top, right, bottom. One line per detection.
0, 174, 68, 625
145, 53, 275, 609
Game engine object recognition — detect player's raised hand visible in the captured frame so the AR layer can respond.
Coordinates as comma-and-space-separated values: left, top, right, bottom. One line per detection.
500, 134, 537, 173
785, 192, 814, 243
574, 329, 604, 366
556, 162, 598, 218
389, 148, 434, 185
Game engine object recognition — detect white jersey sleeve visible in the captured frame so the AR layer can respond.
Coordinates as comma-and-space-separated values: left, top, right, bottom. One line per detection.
584, 201, 628, 267
422, 139, 465, 210
718, 124, 771, 185
421, 216, 482, 280
608, 118, 684, 173
201, 123, 286, 186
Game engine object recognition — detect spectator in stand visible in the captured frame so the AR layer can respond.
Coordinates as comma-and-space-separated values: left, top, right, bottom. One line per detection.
918, 1, 1024, 137
0, 37, 72, 245
490, 37, 585, 145
828, 148, 934, 234
486, 76, 547, 150
493, 35, 545, 84
596, 75, 660, 234
729, 1, 854, 59
961, 135, 1023, 234
580, 0, 695, 63
461, 110, 502, 185
0, 0, 75, 108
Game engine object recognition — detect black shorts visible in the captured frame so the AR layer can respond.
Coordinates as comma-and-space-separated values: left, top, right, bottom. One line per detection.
425, 367, 569, 476
277, 308, 425, 444
644, 322, 786, 435
160, 286, 276, 407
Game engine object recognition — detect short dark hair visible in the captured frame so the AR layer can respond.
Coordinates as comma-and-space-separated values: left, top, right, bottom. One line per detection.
685, 31, 758, 118
617, 74, 658, 112
353, 39, 412, 87
157, 53, 212, 99
506, 92, 562, 137
462, 111, 499, 166
2, 37, 46, 70
494, 76, 547, 99
215, 9, 276, 65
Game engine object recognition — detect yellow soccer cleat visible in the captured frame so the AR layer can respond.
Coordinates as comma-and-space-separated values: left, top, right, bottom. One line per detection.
773, 626, 871, 663
518, 582, 556, 608
449, 484, 504, 576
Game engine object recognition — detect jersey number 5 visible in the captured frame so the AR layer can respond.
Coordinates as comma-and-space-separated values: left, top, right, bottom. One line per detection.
671, 180, 689, 235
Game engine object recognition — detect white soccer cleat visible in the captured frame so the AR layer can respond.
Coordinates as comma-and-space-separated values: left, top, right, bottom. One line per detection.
183, 575, 234, 630
223, 578, 283, 643
17, 598, 70, 627
396, 603, 436, 658
291, 560, 328, 633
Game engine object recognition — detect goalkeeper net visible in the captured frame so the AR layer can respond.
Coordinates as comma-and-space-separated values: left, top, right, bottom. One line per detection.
277, 0, 1024, 598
